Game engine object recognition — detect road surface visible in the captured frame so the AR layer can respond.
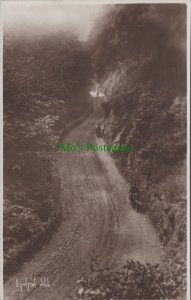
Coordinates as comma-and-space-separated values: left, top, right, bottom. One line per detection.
4, 99, 162, 300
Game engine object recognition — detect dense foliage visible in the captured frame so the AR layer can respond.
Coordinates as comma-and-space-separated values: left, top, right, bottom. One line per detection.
4, 31, 92, 278
90, 4, 187, 297
76, 260, 181, 300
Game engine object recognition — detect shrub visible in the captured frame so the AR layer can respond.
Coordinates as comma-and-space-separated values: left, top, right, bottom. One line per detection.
76, 260, 181, 300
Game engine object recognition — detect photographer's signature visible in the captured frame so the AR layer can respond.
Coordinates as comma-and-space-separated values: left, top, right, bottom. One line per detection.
16, 277, 50, 292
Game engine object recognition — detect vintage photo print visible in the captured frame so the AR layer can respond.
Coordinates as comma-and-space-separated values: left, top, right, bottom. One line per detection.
1, 1, 190, 299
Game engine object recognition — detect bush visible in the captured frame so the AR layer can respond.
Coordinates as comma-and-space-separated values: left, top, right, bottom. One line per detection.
76, 260, 181, 299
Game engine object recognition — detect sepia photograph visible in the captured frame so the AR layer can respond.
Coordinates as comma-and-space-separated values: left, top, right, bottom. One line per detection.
1, 1, 190, 299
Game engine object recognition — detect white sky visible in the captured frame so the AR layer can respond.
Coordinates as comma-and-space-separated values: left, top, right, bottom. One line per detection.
3, 2, 108, 40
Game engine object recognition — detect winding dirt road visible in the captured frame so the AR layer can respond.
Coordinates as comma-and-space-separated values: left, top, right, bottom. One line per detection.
4, 99, 162, 300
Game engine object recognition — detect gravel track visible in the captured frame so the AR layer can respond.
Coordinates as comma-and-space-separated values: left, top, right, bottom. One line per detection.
4, 100, 162, 300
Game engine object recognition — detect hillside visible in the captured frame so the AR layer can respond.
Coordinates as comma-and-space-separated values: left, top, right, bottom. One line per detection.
3, 31, 92, 278
89, 4, 187, 297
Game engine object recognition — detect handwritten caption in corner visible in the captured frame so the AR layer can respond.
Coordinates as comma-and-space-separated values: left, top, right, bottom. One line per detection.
16, 277, 50, 292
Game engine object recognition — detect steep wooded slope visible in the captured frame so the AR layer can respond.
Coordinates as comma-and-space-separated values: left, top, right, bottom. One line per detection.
90, 4, 187, 296
4, 32, 92, 278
